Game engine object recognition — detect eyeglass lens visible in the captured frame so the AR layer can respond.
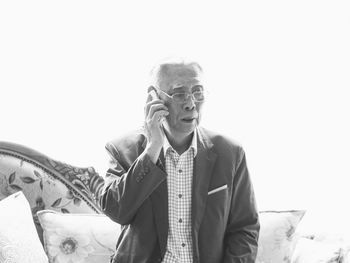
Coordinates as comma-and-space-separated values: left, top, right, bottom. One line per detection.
173, 91, 204, 102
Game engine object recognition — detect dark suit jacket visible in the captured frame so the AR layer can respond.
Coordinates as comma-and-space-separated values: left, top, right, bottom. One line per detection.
100, 127, 260, 263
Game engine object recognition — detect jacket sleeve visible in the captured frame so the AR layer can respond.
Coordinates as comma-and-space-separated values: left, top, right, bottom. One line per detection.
223, 148, 260, 263
99, 142, 167, 225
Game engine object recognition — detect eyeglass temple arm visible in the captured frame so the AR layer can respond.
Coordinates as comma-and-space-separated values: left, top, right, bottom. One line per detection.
154, 87, 172, 99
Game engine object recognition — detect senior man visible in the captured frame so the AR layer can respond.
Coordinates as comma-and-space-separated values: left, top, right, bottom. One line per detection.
100, 59, 260, 263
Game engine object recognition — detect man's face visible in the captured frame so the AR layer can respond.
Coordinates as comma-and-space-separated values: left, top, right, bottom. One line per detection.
158, 64, 204, 139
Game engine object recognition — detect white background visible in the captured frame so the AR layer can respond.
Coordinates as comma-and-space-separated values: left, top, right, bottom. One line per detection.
1, 0, 349, 233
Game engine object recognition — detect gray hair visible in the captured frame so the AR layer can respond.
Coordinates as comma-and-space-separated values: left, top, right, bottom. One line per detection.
149, 57, 203, 88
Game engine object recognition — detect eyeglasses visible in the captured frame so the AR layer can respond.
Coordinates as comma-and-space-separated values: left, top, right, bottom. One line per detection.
154, 87, 206, 103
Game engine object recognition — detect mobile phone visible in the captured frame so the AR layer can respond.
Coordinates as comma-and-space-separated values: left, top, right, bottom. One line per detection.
149, 88, 166, 124
149, 89, 159, 101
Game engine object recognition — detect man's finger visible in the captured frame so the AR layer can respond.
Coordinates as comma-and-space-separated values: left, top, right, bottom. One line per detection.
146, 86, 156, 103
146, 92, 153, 103
144, 99, 165, 117
148, 104, 168, 119
151, 110, 169, 121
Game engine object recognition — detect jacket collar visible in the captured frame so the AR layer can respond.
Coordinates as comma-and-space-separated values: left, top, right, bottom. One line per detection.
163, 128, 198, 158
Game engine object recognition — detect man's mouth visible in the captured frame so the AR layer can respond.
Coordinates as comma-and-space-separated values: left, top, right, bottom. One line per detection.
181, 117, 196, 123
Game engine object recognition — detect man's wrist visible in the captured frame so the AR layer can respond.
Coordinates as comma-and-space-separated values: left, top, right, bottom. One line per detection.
144, 144, 162, 164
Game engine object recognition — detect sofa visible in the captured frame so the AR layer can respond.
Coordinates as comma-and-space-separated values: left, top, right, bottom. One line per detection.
0, 141, 349, 263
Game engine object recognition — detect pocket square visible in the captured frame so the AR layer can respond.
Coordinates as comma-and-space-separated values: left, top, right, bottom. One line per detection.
208, 184, 228, 195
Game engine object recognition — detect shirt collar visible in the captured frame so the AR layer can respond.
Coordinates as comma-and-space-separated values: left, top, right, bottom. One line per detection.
163, 129, 198, 157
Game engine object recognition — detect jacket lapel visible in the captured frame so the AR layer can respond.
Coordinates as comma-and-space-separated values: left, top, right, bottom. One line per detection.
192, 128, 217, 256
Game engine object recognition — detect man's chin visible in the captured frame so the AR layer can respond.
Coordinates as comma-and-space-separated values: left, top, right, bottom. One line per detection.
178, 123, 197, 135
165, 126, 196, 138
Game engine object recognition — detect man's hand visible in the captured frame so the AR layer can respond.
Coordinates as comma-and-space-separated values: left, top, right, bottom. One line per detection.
143, 87, 169, 163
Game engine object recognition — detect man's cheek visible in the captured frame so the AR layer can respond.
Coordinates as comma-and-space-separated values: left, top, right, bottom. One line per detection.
165, 114, 175, 126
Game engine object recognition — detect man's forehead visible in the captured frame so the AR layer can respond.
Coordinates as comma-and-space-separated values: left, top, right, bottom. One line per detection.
166, 64, 199, 77
159, 64, 202, 90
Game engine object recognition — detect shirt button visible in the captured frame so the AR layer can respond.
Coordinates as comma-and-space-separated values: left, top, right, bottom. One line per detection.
178, 218, 183, 223
178, 194, 182, 198
182, 243, 186, 247
178, 169, 183, 173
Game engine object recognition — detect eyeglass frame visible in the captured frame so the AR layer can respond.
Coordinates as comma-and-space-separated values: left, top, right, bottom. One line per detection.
153, 86, 207, 103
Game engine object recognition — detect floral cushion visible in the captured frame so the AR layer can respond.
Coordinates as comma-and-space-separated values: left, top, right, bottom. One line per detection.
37, 210, 121, 263
0, 191, 48, 263
257, 210, 306, 263
291, 237, 342, 263
0, 142, 105, 244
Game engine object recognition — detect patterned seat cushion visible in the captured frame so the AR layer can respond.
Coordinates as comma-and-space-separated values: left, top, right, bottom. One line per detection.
257, 210, 306, 263
0, 191, 49, 263
0, 141, 105, 245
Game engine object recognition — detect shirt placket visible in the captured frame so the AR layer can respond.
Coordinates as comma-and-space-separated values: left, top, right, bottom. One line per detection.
172, 151, 182, 261
177, 153, 188, 262
165, 148, 193, 263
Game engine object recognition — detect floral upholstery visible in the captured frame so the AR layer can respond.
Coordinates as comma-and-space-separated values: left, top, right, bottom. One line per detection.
37, 210, 121, 263
257, 210, 306, 263
0, 141, 105, 244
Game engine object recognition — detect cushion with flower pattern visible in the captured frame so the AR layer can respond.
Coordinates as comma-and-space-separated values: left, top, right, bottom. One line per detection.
37, 210, 121, 263
0, 141, 105, 244
0, 191, 48, 263
256, 210, 306, 263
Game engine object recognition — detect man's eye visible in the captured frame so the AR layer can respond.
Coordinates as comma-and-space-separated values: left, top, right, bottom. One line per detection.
192, 85, 203, 92
193, 91, 204, 100
173, 93, 187, 100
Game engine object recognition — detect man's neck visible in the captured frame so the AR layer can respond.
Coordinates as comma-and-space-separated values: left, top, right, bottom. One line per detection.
164, 130, 194, 155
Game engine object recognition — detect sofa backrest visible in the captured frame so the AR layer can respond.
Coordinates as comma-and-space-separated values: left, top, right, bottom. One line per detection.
0, 141, 105, 244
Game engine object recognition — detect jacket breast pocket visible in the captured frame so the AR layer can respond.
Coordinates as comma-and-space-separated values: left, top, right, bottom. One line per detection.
208, 184, 228, 196
206, 184, 230, 220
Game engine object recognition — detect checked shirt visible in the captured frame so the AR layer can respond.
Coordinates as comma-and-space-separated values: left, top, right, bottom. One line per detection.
161, 131, 197, 263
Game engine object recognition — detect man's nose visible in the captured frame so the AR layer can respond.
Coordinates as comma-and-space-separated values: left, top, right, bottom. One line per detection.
184, 95, 196, 111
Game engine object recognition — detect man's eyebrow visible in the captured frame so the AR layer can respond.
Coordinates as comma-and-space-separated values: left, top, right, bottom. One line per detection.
172, 85, 203, 91
192, 85, 203, 90
172, 86, 185, 91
